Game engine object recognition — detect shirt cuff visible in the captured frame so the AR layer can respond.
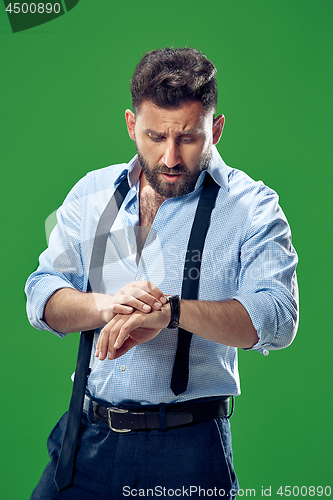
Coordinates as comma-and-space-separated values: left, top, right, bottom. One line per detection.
26, 276, 75, 338
232, 292, 278, 355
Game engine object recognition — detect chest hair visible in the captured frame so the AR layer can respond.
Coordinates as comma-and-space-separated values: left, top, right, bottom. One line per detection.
136, 186, 166, 256
139, 185, 166, 228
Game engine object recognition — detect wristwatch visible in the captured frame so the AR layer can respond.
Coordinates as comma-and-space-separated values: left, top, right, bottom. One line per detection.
166, 295, 180, 329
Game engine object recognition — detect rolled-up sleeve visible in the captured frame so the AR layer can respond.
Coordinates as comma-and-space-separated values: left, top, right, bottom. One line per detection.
233, 186, 299, 353
25, 176, 88, 337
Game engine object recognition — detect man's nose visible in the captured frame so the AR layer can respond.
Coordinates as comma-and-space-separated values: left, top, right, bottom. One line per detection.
161, 141, 181, 168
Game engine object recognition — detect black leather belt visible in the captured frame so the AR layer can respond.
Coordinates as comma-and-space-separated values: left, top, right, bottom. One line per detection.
83, 395, 231, 433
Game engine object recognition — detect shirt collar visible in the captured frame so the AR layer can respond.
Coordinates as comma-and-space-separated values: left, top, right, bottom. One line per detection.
114, 145, 229, 191
207, 145, 229, 191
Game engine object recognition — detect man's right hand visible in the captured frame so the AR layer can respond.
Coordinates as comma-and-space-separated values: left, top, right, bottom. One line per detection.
43, 281, 166, 334
103, 280, 167, 322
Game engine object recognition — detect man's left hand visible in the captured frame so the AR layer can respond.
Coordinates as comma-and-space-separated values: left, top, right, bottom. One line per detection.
95, 304, 171, 360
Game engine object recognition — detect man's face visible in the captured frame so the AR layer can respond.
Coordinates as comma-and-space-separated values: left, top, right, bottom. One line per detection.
125, 100, 224, 198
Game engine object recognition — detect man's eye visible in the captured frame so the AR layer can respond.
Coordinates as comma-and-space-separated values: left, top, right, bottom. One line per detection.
149, 135, 164, 142
177, 137, 194, 144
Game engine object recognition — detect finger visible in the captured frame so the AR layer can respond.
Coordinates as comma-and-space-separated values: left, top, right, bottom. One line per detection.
131, 281, 167, 306
105, 315, 132, 358
112, 304, 134, 315
95, 322, 117, 360
120, 295, 152, 312
96, 328, 109, 360
128, 290, 164, 311
107, 344, 117, 360
112, 315, 140, 349
95, 310, 130, 358
113, 328, 129, 350
112, 337, 138, 359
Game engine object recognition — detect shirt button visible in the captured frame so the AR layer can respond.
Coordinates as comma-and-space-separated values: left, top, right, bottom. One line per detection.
120, 365, 126, 372
130, 245, 135, 251
139, 278, 145, 281
263, 349, 269, 356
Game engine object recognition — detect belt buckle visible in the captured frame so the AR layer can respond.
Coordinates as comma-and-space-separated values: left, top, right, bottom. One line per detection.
108, 407, 132, 433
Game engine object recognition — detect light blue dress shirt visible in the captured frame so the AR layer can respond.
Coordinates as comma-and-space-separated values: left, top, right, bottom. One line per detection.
25, 146, 299, 405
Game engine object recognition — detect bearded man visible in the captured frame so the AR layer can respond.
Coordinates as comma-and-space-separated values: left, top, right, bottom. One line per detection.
26, 47, 298, 500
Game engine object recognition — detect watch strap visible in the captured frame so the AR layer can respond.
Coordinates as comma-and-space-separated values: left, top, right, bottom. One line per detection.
167, 295, 180, 329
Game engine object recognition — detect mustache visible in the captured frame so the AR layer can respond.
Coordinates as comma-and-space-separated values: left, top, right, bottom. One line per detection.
153, 164, 188, 175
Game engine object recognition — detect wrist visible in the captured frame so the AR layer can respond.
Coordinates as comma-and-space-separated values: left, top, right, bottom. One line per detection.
93, 293, 115, 324
160, 302, 171, 329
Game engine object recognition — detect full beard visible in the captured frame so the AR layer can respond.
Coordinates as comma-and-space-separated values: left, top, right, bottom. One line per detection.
136, 150, 212, 198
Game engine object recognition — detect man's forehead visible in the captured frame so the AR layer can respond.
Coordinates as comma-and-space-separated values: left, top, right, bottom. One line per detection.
135, 100, 212, 131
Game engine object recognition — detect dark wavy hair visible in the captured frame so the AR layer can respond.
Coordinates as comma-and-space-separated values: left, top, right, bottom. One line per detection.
130, 47, 217, 114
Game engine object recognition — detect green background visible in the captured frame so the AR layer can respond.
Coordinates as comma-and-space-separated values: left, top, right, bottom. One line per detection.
0, 0, 332, 498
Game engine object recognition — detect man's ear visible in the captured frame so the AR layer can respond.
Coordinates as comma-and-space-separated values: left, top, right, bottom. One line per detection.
212, 114, 225, 145
125, 109, 136, 141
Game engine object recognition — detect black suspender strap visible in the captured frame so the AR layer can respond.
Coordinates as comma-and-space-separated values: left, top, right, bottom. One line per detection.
170, 173, 220, 396
54, 177, 130, 492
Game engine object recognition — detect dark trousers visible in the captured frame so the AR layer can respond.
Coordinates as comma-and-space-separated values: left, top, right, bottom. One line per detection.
31, 404, 239, 500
